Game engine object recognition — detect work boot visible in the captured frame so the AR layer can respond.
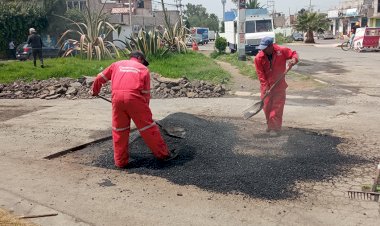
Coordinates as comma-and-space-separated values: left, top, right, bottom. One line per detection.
162, 149, 178, 162
269, 130, 280, 137
116, 158, 137, 169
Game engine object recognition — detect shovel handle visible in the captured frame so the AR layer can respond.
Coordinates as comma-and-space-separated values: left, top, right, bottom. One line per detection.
98, 95, 112, 103
262, 67, 291, 100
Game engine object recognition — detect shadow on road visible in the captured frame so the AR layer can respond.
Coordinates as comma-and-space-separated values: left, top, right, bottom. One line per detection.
295, 59, 349, 75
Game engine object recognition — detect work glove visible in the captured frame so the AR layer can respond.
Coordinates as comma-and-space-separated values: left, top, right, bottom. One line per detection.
88, 90, 98, 96
287, 58, 297, 70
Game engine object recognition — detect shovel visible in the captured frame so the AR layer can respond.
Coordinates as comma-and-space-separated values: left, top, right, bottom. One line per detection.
242, 68, 290, 120
97, 95, 185, 139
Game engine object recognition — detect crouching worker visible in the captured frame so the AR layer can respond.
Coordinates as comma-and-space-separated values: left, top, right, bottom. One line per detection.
90, 51, 178, 168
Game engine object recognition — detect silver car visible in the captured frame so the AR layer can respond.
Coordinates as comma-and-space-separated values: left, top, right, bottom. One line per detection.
317, 31, 334, 40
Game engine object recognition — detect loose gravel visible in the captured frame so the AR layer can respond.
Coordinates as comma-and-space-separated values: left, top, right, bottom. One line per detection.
61, 113, 369, 200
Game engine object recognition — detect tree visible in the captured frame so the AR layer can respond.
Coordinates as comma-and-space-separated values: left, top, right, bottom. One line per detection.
246, 0, 261, 9
183, 4, 219, 31
295, 11, 329, 43
231, 0, 262, 9
58, 4, 121, 60
0, 1, 48, 52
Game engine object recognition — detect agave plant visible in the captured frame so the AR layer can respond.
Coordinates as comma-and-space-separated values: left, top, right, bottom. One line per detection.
57, 5, 120, 60
122, 29, 164, 57
160, 0, 187, 53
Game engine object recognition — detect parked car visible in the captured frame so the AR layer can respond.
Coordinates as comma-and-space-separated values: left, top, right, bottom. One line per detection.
186, 36, 203, 47
292, 33, 304, 41
317, 31, 334, 40
16, 42, 60, 61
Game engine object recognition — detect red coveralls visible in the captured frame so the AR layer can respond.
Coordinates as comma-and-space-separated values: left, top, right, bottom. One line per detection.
254, 44, 298, 131
92, 58, 170, 167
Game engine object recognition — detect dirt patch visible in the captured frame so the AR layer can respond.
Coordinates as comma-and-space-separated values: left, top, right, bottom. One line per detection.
58, 113, 369, 200
0, 105, 48, 122
215, 60, 260, 93
0, 208, 37, 226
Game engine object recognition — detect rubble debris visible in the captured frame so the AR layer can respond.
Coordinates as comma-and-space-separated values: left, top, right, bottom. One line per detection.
0, 73, 227, 100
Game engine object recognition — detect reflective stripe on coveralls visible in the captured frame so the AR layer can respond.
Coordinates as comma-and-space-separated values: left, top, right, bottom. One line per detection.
112, 126, 130, 132
139, 121, 156, 132
140, 90, 150, 94
100, 73, 109, 82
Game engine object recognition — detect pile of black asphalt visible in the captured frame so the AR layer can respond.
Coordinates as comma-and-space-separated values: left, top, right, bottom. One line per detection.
72, 112, 368, 200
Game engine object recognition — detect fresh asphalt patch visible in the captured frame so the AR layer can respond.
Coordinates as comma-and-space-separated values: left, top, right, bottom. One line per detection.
59, 113, 369, 200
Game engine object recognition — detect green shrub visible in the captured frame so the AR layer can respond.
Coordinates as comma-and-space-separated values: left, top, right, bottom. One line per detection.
275, 33, 293, 45
215, 37, 227, 53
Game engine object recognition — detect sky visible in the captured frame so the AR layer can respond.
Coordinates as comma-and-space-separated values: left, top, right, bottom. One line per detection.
152, 0, 343, 19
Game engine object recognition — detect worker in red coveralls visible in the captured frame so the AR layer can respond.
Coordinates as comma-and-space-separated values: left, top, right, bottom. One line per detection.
254, 37, 298, 136
90, 51, 178, 168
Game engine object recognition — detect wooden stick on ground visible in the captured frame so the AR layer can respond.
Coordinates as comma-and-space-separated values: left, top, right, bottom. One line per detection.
19, 213, 58, 219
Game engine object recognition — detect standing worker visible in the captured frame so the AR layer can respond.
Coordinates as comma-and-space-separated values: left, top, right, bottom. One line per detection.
254, 37, 298, 136
90, 51, 178, 168
27, 28, 44, 68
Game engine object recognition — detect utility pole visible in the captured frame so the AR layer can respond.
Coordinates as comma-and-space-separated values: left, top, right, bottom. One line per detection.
129, 0, 132, 27
179, 0, 183, 16
309, 0, 312, 11
221, 0, 226, 21
267, 0, 275, 15
237, 0, 246, 61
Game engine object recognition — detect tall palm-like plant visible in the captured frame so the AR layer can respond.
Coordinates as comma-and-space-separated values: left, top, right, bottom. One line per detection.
58, 4, 120, 60
295, 11, 329, 43
246, 0, 261, 9
160, 0, 187, 53
231, 0, 261, 9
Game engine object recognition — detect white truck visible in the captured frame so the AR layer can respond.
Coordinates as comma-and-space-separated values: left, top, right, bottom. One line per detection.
224, 9, 275, 55
208, 30, 216, 41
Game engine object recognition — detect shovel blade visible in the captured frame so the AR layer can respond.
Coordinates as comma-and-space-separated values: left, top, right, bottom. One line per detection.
242, 102, 263, 120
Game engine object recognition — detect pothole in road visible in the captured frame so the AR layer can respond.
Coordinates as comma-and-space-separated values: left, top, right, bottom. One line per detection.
57, 113, 369, 200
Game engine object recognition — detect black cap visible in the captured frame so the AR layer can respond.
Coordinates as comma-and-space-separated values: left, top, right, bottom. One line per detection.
130, 51, 149, 66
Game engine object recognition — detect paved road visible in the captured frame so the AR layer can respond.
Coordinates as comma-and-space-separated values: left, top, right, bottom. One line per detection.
0, 44, 379, 225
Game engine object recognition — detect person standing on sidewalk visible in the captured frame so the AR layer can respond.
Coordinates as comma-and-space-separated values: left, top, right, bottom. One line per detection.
254, 37, 298, 136
90, 51, 178, 168
8, 40, 16, 59
27, 28, 44, 68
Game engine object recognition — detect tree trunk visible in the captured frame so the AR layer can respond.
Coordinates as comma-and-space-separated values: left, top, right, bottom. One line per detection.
305, 30, 315, 43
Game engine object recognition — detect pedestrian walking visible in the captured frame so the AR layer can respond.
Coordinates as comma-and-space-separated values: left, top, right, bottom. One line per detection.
8, 40, 16, 59
27, 28, 44, 68
254, 37, 298, 136
90, 51, 178, 168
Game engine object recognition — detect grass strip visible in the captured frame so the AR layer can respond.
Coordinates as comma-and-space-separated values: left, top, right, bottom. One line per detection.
0, 52, 230, 84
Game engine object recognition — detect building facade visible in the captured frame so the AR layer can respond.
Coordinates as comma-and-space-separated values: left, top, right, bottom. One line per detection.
66, 0, 179, 30
328, 0, 380, 36
368, 0, 380, 26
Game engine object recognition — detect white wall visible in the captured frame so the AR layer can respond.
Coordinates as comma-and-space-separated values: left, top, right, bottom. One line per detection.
274, 27, 293, 37
112, 25, 132, 49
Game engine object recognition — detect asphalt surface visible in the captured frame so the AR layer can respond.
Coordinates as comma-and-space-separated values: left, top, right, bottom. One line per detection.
61, 112, 369, 200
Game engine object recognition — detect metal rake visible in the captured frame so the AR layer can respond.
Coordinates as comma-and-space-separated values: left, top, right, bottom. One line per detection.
347, 190, 380, 202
